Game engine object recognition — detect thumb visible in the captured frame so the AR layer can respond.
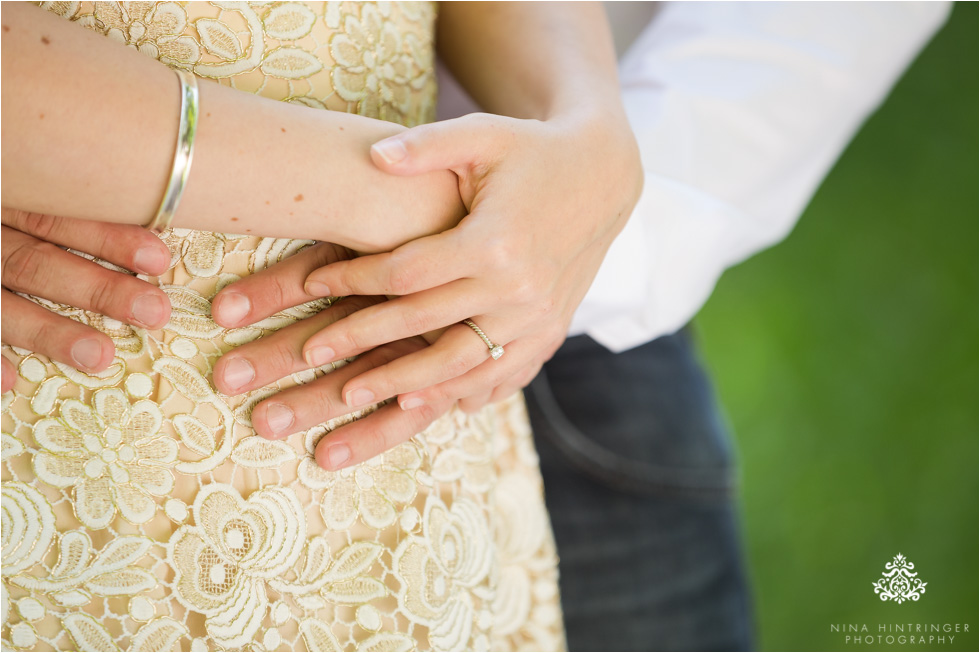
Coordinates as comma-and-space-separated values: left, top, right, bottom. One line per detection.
370, 114, 504, 176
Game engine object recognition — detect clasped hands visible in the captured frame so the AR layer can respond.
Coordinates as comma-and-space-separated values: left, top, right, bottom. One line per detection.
1, 112, 642, 470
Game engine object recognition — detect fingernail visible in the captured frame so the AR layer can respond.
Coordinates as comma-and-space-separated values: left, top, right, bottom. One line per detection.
132, 294, 167, 328
400, 396, 424, 410
265, 403, 294, 436
132, 246, 168, 274
346, 388, 375, 408
305, 281, 331, 297
71, 338, 105, 370
371, 139, 408, 165
215, 292, 250, 325
305, 346, 336, 368
221, 357, 254, 392
325, 443, 351, 469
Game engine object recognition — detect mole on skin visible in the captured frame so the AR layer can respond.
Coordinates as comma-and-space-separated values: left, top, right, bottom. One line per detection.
2, 25, 10, 33
231, 217, 239, 222
294, 194, 304, 202
41, 35, 50, 44
281, 127, 287, 133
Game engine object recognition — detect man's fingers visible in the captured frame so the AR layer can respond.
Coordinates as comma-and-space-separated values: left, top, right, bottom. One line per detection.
212, 242, 352, 328
301, 280, 482, 366
1, 290, 114, 372
2, 209, 171, 275
250, 338, 427, 439
339, 323, 502, 411
304, 229, 469, 298
458, 391, 492, 414
2, 357, 16, 393
397, 335, 557, 411
1, 226, 171, 329
212, 295, 383, 395
459, 362, 541, 412
313, 398, 452, 470
369, 114, 504, 176
487, 362, 543, 405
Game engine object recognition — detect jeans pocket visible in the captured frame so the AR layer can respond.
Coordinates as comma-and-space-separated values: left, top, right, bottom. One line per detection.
525, 332, 737, 499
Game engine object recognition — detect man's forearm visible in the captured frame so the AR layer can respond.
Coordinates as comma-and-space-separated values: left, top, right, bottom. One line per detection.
572, 1, 952, 351
437, 2, 623, 122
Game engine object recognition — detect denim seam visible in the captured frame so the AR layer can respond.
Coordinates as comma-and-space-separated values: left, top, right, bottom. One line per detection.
527, 370, 736, 499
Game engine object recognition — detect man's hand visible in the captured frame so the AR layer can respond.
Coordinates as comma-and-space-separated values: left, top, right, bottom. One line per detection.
212, 242, 454, 469
1, 209, 171, 392
217, 319, 451, 471
293, 112, 642, 415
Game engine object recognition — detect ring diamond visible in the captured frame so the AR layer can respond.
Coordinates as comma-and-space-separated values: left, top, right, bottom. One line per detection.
463, 320, 505, 361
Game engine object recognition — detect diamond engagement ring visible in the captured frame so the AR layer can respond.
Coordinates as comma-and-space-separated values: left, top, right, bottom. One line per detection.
463, 319, 505, 360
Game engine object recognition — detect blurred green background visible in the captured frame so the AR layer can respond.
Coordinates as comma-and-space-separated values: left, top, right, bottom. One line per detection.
694, 3, 978, 651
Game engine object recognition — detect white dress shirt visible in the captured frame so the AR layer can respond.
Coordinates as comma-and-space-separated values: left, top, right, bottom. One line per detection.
439, 2, 951, 353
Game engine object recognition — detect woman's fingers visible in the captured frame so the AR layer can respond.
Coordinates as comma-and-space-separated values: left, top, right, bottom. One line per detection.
1, 290, 115, 372
313, 397, 453, 470
2, 357, 16, 393
1, 226, 171, 329
250, 338, 427, 439
212, 295, 383, 395
304, 228, 469, 298
2, 209, 171, 275
212, 242, 352, 327
369, 113, 504, 177
339, 322, 504, 411
360, 110, 643, 433
301, 280, 482, 367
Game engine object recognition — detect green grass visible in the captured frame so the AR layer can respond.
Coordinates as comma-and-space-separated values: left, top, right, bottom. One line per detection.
694, 4, 978, 651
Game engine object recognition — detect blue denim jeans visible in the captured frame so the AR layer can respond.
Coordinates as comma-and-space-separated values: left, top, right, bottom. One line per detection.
524, 330, 755, 651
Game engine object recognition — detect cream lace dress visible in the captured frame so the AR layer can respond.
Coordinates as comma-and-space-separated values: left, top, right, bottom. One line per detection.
1, 3, 565, 651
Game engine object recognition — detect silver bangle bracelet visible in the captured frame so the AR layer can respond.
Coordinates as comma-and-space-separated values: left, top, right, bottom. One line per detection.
146, 68, 198, 233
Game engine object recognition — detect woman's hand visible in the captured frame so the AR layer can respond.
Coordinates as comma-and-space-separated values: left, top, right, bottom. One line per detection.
293, 111, 643, 414
211, 111, 641, 469
1, 209, 171, 391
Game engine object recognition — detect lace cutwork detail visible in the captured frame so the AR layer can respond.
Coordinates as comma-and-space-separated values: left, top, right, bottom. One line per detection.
3, 2, 564, 651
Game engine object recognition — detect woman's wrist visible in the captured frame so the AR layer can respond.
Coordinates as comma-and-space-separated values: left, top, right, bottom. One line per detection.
1, 3, 463, 250
547, 103, 644, 213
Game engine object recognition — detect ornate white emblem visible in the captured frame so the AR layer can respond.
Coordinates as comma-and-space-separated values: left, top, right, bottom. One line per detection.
872, 553, 927, 604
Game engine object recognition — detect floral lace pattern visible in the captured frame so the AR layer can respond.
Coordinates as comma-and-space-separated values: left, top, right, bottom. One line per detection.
2, 3, 564, 651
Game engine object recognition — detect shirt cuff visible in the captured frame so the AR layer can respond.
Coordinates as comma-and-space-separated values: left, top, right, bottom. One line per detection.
570, 172, 766, 353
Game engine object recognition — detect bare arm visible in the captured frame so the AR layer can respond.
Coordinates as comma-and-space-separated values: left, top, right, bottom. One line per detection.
437, 1, 624, 121
213, 2, 644, 469
0, 3, 463, 253
291, 1, 641, 404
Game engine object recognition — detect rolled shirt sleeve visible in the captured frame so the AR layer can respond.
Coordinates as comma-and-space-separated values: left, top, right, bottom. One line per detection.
570, 1, 952, 352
